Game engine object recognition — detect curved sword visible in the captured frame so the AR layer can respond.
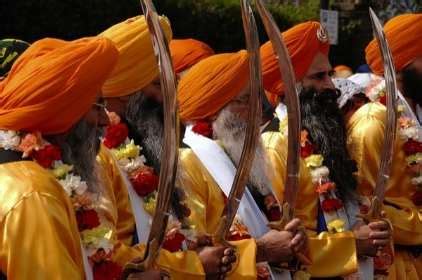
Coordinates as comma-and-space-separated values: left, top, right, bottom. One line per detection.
364, 8, 398, 220
123, 0, 179, 277
214, 0, 263, 243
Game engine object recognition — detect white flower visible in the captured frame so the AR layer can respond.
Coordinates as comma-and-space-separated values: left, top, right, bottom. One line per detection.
411, 175, 422, 186
120, 155, 146, 173
401, 127, 419, 140
310, 166, 330, 184
59, 174, 88, 196
0, 130, 21, 150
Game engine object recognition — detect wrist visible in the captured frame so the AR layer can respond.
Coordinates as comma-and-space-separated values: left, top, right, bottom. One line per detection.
256, 238, 267, 263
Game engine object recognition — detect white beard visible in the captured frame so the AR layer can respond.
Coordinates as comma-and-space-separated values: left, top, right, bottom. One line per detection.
212, 107, 273, 196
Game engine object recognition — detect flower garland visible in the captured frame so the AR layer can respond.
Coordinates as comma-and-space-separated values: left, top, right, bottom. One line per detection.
0, 130, 122, 280
103, 112, 194, 252
300, 130, 347, 233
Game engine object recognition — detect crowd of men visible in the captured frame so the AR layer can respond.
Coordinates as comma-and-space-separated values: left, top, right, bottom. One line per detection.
0, 7, 421, 280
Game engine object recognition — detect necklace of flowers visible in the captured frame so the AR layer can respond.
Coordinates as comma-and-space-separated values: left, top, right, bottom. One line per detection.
102, 112, 195, 252
300, 129, 347, 234
0, 129, 122, 280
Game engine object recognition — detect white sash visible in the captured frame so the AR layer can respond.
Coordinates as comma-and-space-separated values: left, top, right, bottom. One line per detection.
81, 243, 93, 280
183, 125, 291, 280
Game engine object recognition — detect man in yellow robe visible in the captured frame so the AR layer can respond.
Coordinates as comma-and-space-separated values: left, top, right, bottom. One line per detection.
260, 21, 392, 278
0, 36, 124, 279
173, 49, 308, 279
344, 13, 422, 279
98, 16, 240, 279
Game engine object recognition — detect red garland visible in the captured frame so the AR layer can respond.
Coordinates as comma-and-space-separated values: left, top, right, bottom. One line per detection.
321, 198, 343, 212
103, 123, 129, 149
192, 120, 213, 138
162, 230, 186, 252
300, 142, 314, 158
76, 209, 101, 231
130, 168, 159, 197
403, 139, 422, 156
33, 144, 62, 168
411, 191, 422, 206
93, 260, 123, 280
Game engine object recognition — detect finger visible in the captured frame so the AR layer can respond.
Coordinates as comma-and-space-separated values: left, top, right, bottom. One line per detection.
372, 239, 390, 246
369, 231, 390, 240
221, 256, 232, 265
292, 236, 306, 253
220, 264, 232, 274
290, 231, 305, 247
369, 221, 389, 231
223, 247, 235, 256
284, 218, 301, 232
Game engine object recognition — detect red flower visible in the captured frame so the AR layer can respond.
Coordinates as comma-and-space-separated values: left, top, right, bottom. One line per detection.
321, 198, 343, 212
103, 123, 129, 149
93, 260, 122, 280
130, 168, 159, 197
403, 139, 422, 155
411, 191, 422, 206
379, 94, 386, 105
76, 209, 100, 231
32, 144, 61, 168
192, 120, 213, 138
300, 142, 314, 158
162, 229, 185, 252
257, 264, 271, 280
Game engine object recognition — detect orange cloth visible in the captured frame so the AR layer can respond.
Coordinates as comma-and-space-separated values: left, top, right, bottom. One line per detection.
0, 37, 118, 134
261, 21, 330, 96
170, 38, 214, 74
366, 13, 422, 75
177, 50, 249, 122
100, 16, 172, 97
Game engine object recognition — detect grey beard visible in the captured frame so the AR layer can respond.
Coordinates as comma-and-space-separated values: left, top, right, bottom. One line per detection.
212, 107, 273, 196
54, 119, 100, 193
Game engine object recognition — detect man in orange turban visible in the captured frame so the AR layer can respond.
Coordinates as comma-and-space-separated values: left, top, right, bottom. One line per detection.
176, 50, 308, 279
169, 38, 214, 77
261, 21, 392, 278
348, 13, 422, 279
0, 36, 148, 279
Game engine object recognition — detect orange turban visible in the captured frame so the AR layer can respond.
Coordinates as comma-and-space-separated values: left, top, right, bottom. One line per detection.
366, 13, 422, 75
100, 16, 172, 98
0, 37, 118, 134
178, 50, 249, 122
261, 21, 330, 96
170, 38, 214, 74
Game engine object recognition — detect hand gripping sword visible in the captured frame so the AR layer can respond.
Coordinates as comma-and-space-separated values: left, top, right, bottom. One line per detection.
122, 0, 179, 278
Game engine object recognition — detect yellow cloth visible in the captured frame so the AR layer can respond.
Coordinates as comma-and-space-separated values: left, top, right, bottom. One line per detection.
177, 50, 249, 122
170, 38, 214, 74
178, 148, 258, 279
0, 37, 118, 134
262, 131, 359, 277
0, 161, 84, 279
100, 16, 173, 97
260, 21, 330, 97
96, 146, 205, 279
347, 102, 422, 279
365, 13, 422, 75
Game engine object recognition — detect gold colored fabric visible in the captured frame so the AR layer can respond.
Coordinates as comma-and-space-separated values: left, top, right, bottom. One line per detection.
347, 102, 422, 277
0, 161, 84, 279
100, 16, 172, 97
97, 146, 205, 279
262, 131, 359, 277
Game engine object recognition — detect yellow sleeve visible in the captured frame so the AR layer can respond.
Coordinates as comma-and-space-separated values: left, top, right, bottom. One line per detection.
263, 131, 359, 277
347, 103, 422, 245
0, 191, 84, 280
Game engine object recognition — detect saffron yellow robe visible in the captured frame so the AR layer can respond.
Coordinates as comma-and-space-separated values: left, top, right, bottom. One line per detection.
0, 161, 84, 280
98, 145, 258, 279
262, 131, 359, 277
347, 102, 422, 280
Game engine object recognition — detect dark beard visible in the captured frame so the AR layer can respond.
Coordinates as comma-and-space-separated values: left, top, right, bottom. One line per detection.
300, 87, 357, 201
401, 65, 422, 107
48, 119, 101, 192
125, 93, 186, 221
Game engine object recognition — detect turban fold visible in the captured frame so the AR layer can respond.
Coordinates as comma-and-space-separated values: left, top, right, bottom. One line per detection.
366, 13, 422, 75
261, 21, 330, 96
0, 39, 30, 77
170, 38, 214, 74
100, 15, 172, 97
178, 50, 249, 122
0, 37, 118, 134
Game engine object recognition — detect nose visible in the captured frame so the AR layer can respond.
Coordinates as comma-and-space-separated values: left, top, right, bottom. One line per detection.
323, 75, 336, 91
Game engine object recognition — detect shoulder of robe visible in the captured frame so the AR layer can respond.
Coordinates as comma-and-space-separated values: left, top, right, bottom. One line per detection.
0, 161, 68, 221
261, 131, 286, 151
348, 102, 386, 130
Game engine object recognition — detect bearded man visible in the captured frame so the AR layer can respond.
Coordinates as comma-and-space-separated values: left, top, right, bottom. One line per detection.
98, 16, 239, 279
260, 21, 392, 278
343, 13, 422, 280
